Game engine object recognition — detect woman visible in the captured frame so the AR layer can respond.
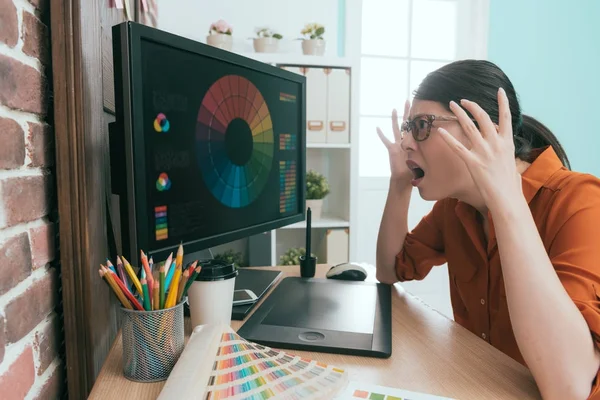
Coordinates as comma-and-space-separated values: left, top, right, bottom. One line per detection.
375, 60, 600, 400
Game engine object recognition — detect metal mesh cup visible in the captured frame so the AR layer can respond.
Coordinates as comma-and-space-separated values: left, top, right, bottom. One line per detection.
120, 302, 185, 382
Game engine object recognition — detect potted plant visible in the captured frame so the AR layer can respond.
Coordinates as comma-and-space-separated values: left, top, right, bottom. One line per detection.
279, 247, 314, 266
253, 27, 283, 53
306, 169, 329, 220
213, 249, 246, 269
300, 23, 326, 56
206, 19, 233, 50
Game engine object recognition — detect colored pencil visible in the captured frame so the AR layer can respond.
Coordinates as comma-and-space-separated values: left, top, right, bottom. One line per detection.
159, 264, 166, 309
105, 266, 144, 311
181, 263, 200, 298
140, 250, 154, 297
177, 268, 190, 303
101, 266, 132, 309
149, 257, 154, 276
121, 256, 143, 297
165, 261, 176, 290
165, 265, 182, 308
141, 278, 151, 311
106, 258, 117, 275
176, 243, 183, 269
153, 281, 160, 311
116, 256, 129, 291
164, 252, 173, 275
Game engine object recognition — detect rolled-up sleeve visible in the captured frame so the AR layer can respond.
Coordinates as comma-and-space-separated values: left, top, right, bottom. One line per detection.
547, 176, 600, 398
395, 199, 446, 281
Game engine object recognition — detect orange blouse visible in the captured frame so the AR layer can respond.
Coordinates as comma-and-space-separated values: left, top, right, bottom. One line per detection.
395, 146, 600, 398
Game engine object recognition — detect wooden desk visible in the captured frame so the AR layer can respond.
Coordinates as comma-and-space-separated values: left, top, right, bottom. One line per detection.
88, 265, 541, 399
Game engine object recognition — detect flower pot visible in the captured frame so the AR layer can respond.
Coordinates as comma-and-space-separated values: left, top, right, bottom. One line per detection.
306, 199, 323, 220
302, 39, 326, 56
253, 37, 280, 53
206, 34, 233, 51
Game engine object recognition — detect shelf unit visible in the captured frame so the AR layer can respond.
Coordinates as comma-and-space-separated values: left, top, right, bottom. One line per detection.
246, 53, 358, 267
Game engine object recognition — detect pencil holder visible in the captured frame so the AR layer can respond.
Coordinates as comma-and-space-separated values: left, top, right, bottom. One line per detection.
120, 302, 185, 382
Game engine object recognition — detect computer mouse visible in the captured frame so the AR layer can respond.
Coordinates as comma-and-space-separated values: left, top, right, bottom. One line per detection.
326, 262, 367, 281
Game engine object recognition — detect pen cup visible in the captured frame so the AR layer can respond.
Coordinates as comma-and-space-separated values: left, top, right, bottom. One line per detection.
120, 301, 185, 382
300, 255, 317, 278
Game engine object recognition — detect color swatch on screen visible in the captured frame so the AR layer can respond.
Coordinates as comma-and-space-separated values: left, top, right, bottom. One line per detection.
156, 172, 171, 191
203, 330, 347, 400
279, 92, 297, 103
279, 160, 296, 214
154, 206, 168, 240
196, 75, 274, 208
154, 113, 170, 132
279, 134, 296, 150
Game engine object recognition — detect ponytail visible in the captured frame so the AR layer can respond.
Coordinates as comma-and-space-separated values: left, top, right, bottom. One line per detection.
514, 115, 571, 170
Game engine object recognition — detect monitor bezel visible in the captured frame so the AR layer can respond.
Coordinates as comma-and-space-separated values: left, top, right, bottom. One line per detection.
113, 21, 306, 264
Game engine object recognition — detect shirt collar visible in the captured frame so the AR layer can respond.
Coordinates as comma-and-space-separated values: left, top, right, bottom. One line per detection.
521, 146, 565, 203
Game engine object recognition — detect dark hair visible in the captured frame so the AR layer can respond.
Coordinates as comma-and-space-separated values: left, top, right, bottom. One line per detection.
413, 60, 570, 169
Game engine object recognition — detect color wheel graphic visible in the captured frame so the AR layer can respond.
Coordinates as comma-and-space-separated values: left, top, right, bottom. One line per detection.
196, 75, 274, 208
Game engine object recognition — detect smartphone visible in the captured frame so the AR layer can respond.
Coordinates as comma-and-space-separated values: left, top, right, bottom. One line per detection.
233, 289, 258, 306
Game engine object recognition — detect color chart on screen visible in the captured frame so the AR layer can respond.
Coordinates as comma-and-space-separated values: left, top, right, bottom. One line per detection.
196, 75, 274, 209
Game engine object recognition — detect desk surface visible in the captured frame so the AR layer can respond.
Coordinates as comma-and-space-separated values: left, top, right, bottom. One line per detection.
88, 264, 541, 400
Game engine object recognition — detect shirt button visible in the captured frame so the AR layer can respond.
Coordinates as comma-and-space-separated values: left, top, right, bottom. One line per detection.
482, 333, 487, 339
481, 298, 485, 305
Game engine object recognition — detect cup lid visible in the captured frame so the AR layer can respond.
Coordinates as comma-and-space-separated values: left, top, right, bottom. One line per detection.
195, 260, 238, 281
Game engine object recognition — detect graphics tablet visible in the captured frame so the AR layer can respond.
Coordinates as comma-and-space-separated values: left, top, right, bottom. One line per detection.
237, 277, 392, 358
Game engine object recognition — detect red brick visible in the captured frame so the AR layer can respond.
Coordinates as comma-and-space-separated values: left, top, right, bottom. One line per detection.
0, 346, 35, 400
33, 363, 65, 400
29, 222, 54, 269
26, 122, 53, 167
5, 268, 57, 343
0, 232, 32, 296
27, 0, 48, 13
1, 174, 51, 228
0, 117, 25, 169
0, 54, 47, 115
0, 0, 18, 48
33, 316, 59, 376
21, 12, 49, 64
0, 317, 5, 364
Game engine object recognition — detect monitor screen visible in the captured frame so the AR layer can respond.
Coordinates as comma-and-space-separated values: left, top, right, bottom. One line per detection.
112, 22, 306, 263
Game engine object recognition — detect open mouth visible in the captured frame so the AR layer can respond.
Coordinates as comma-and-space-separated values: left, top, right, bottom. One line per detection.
406, 160, 425, 184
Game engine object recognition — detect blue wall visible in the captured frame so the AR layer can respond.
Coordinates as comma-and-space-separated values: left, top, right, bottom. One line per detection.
487, 0, 600, 177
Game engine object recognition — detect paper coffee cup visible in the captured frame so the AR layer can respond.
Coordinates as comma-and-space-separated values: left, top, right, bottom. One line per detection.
187, 260, 238, 329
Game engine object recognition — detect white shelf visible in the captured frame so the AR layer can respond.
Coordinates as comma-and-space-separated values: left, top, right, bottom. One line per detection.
281, 215, 350, 229
306, 143, 351, 149
237, 52, 353, 68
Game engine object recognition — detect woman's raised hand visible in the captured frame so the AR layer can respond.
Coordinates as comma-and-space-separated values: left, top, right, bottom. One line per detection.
376, 100, 413, 183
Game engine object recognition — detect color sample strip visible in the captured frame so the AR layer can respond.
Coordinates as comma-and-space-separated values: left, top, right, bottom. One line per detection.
279, 160, 297, 214
279, 134, 296, 150
154, 206, 168, 240
279, 92, 297, 103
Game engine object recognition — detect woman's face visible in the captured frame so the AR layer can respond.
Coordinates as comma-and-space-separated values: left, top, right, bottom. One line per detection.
401, 99, 475, 201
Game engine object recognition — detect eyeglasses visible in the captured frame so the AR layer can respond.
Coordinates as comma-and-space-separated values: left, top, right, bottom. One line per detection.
401, 114, 465, 142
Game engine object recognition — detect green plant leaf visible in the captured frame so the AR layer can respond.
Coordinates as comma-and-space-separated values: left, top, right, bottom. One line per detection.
273, 33, 283, 39
315, 27, 325, 36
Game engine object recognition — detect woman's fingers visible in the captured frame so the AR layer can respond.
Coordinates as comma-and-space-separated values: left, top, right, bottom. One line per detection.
392, 109, 403, 143
449, 101, 485, 147
497, 87, 512, 137
376, 127, 392, 148
402, 99, 411, 122
437, 127, 475, 165
459, 99, 496, 139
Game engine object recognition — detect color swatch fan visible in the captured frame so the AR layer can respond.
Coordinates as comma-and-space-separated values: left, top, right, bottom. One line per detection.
158, 324, 348, 400
196, 75, 275, 208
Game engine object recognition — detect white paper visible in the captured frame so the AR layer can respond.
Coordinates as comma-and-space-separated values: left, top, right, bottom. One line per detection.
334, 382, 455, 400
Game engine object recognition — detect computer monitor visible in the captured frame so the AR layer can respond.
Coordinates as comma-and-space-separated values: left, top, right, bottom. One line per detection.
110, 22, 306, 267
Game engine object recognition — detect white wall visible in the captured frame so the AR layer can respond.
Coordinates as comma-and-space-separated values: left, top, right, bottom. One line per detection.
156, 0, 340, 55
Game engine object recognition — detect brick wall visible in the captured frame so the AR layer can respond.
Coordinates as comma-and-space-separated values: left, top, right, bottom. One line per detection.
0, 0, 63, 399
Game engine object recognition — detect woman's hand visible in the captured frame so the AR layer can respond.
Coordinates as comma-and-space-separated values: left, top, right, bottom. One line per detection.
437, 88, 523, 212
377, 100, 413, 184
